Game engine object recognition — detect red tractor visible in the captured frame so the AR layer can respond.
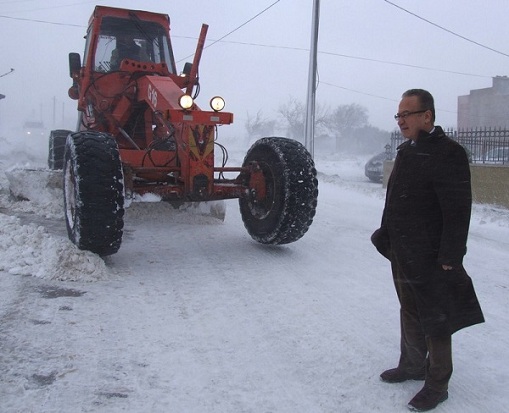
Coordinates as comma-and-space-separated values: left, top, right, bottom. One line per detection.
49, 6, 318, 256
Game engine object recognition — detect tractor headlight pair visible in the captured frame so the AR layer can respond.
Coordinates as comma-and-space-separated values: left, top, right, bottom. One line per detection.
178, 94, 225, 112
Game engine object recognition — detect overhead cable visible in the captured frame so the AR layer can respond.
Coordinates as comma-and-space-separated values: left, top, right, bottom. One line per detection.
176, 0, 281, 62
176, 36, 491, 79
0, 14, 83, 27
384, 0, 509, 58
204, 0, 281, 50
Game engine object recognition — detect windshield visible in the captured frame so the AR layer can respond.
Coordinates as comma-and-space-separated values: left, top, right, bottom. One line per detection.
94, 16, 175, 73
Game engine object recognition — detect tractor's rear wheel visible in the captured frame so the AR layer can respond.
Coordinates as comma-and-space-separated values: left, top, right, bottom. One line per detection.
48, 129, 71, 170
63, 131, 124, 256
239, 137, 318, 244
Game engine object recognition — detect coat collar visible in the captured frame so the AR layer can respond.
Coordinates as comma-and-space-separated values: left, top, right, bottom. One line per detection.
397, 125, 446, 150
417, 125, 445, 141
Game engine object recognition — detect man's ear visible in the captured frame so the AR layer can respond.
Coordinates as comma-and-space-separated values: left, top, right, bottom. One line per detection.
424, 110, 433, 124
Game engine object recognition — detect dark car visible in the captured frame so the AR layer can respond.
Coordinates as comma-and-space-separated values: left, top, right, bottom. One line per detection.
365, 151, 390, 183
483, 147, 509, 164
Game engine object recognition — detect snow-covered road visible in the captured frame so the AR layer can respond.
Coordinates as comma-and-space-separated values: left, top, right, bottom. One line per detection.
1, 150, 508, 412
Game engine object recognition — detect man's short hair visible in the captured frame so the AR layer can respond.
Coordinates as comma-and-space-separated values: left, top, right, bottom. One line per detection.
402, 89, 435, 122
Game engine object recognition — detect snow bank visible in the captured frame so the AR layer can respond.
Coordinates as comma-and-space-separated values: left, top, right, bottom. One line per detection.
0, 214, 114, 282
4, 166, 63, 218
0, 165, 115, 282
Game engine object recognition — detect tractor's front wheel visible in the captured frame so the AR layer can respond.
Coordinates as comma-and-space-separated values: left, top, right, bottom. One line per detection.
63, 131, 124, 256
239, 137, 318, 244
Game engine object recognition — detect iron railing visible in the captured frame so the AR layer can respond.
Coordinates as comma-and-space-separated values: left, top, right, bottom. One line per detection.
390, 127, 509, 165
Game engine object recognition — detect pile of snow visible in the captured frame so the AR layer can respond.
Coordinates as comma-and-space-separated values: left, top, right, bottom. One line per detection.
0, 213, 114, 282
4, 166, 63, 218
0, 162, 115, 282
0, 162, 224, 282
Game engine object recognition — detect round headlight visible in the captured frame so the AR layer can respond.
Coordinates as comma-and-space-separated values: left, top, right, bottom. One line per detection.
179, 94, 194, 110
210, 96, 225, 112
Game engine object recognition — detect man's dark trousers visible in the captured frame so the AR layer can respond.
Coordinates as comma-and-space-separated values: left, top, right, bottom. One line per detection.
391, 255, 453, 391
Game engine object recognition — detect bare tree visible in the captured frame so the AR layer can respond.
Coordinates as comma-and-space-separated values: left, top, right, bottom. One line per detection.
245, 110, 276, 142
324, 103, 369, 152
278, 97, 305, 141
278, 97, 329, 143
349, 125, 390, 154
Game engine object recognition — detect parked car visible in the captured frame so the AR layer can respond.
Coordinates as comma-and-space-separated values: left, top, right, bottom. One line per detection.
365, 151, 391, 183
483, 147, 509, 164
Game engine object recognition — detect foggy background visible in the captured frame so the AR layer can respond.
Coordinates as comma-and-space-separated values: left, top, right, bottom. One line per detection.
1, 0, 508, 154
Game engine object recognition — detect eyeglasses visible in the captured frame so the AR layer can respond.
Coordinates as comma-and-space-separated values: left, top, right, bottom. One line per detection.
394, 110, 427, 120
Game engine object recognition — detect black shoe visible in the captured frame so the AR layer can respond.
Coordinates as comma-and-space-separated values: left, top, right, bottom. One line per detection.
408, 385, 448, 411
380, 368, 426, 383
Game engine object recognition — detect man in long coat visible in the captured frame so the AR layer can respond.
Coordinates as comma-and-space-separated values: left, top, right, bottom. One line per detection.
371, 89, 484, 412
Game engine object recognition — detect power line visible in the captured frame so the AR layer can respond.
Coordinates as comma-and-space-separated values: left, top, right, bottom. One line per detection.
0, 7, 496, 79
384, 0, 509, 58
0, 14, 84, 27
320, 80, 459, 119
176, 35, 492, 79
0, 0, 96, 13
320, 81, 396, 102
176, 0, 281, 62
319, 50, 490, 78
0, 0, 36, 4
204, 1, 281, 51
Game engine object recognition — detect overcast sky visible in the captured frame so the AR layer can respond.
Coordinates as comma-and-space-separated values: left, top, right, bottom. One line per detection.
1, 0, 508, 140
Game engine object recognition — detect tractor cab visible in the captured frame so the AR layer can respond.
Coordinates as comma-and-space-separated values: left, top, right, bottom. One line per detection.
68, 7, 178, 102
92, 15, 176, 73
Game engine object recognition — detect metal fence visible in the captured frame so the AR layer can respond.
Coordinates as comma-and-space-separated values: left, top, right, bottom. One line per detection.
390, 128, 509, 165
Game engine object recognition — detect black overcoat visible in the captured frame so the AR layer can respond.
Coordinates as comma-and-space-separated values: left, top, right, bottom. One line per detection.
371, 126, 484, 336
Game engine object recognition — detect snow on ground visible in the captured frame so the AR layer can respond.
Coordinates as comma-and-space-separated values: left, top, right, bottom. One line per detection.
0, 141, 508, 413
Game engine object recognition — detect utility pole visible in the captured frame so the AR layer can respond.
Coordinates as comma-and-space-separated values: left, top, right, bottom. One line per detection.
304, 0, 320, 159
0, 94, 5, 131
0, 69, 12, 132
53, 96, 56, 127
